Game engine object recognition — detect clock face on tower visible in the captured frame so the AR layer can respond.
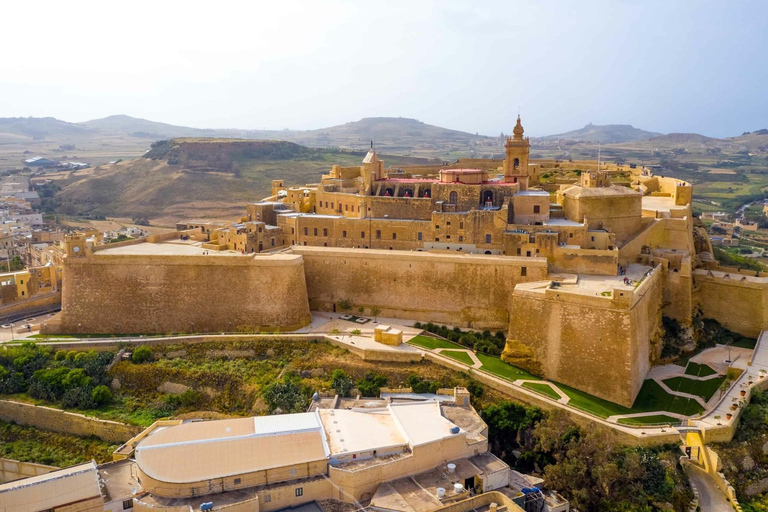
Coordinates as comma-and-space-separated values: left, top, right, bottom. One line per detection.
73, 246, 80, 253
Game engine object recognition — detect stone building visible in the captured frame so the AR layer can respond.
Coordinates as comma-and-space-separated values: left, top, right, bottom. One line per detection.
50, 114, 763, 408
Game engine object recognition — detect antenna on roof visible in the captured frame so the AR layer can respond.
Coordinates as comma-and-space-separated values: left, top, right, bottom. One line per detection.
597, 141, 601, 172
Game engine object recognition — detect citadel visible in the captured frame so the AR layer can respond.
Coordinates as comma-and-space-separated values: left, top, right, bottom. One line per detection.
47, 116, 764, 409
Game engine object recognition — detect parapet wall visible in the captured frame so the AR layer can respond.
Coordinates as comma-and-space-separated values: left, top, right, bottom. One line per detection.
55, 251, 311, 334
504, 266, 663, 407
291, 246, 547, 330
0, 399, 140, 443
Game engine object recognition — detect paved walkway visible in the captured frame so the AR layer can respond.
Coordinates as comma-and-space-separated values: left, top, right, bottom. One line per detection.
434, 348, 482, 368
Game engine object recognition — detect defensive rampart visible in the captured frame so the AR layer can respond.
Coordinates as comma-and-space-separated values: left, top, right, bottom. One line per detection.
54, 250, 311, 334
504, 265, 663, 407
290, 246, 548, 330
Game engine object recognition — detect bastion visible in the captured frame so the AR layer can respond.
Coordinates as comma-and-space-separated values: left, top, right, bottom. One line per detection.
52, 235, 311, 334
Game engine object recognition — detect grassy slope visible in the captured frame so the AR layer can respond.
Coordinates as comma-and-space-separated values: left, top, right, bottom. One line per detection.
662, 376, 726, 401
522, 382, 560, 400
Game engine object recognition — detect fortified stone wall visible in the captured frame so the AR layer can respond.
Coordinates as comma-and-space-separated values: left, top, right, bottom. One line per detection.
0, 399, 140, 443
504, 266, 663, 407
291, 246, 548, 330
550, 247, 618, 275
693, 270, 768, 337
55, 252, 311, 334
618, 217, 692, 266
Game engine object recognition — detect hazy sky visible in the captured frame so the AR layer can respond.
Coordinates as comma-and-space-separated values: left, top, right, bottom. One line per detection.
1, 0, 766, 138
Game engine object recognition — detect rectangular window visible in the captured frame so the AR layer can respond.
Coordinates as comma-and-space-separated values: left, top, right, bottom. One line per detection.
331, 202, 334, 209
446, 235, 451, 239
324, 228, 328, 236
591, 236, 595, 242
234, 478, 242, 485
533, 205, 540, 214
345, 204, 349, 211
376, 230, 381, 239
435, 225, 440, 229
485, 234, 492, 244
569, 233, 573, 238
361, 231, 365, 238
521, 267, 527, 277
123, 499, 133, 510
314, 228, 318, 236
343, 230, 347, 238
271, 238, 275, 246
296, 488, 304, 497
517, 248, 521, 255
459, 236, 463, 242
447, 221, 451, 226
392, 233, 397, 240
526, 251, 531, 257
459, 221, 464, 229
264, 495, 272, 503
417, 232, 422, 241
435, 237, 440, 242
304, 227, 308, 236
291, 228, 295, 234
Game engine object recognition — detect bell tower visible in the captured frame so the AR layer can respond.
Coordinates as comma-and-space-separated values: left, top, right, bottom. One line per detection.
503, 115, 531, 190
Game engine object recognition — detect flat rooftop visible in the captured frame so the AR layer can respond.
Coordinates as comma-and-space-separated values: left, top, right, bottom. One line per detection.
642, 195, 685, 214
517, 263, 653, 297
95, 240, 242, 257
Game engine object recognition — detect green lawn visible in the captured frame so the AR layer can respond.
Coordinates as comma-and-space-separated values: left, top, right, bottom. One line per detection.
732, 336, 758, 349
662, 375, 726, 401
476, 353, 539, 381
522, 382, 561, 401
685, 362, 717, 377
408, 335, 464, 350
442, 350, 474, 366
618, 415, 682, 426
632, 380, 705, 416
556, 382, 634, 418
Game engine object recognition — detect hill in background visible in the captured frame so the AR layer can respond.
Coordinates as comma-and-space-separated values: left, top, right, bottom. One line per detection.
534, 123, 662, 144
44, 139, 442, 224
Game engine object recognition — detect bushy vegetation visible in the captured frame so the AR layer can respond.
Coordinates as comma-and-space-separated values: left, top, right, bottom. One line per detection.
714, 246, 765, 271
0, 419, 116, 467
131, 346, 153, 364
414, 322, 506, 356
482, 403, 693, 511
356, 372, 387, 397
0, 343, 113, 410
715, 390, 768, 510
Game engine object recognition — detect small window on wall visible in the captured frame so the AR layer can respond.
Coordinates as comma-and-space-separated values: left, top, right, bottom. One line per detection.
569, 233, 573, 238
296, 488, 304, 497
122, 499, 133, 510
485, 234, 492, 244
392, 233, 397, 240
417, 232, 422, 241
264, 495, 272, 503
376, 230, 382, 239
361, 231, 365, 238
234, 478, 242, 485
533, 205, 540, 214
304, 227, 308, 236
521, 267, 527, 277
313, 228, 318, 236
459, 236, 463, 242
323, 228, 328, 236
343, 230, 347, 238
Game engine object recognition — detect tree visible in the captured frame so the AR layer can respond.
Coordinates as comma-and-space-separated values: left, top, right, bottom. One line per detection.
337, 298, 354, 314
330, 369, 354, 397
263, 379, 308, 413
131, 346, 153, 364
356, 372, 387, 397
8, 256, 25, 271
369, 306, 382, 322
91, 385, 113, 407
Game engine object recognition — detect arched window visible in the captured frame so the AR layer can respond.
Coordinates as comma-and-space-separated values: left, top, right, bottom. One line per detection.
514, 158, 520, 170
449, 191, 458, 204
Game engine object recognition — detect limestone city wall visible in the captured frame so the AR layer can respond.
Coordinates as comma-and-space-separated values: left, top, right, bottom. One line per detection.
504, 265, 663, 407
550, 247, 618, 275
0, 399, 140, 443
55, 252, 311, 334
0, 290, 61, 322
290, 246, 548, 330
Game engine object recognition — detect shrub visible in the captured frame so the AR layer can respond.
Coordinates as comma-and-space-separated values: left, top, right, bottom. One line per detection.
357, 372, 387, 397
407, 374, 440, 394
331, 369, 354, 397
54, 350, 67, 361
91, 385, 113, 407
263, 379, 308, 413
61, 386, 95, 409
131, 346, 153, 364
467, 381, 484, 398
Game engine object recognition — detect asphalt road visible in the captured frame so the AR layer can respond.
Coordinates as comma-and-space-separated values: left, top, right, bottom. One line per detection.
687, 465, 735, 512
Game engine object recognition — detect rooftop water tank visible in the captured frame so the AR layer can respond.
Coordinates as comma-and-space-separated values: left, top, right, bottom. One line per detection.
454, 483, 464, 494
437, 487, 446, 499
447, 463, 456, 473
450, 426, 460, 434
